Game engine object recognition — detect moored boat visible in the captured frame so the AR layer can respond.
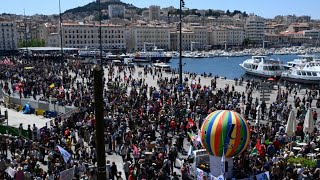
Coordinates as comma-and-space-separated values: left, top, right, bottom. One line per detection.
239, 56, 285, 78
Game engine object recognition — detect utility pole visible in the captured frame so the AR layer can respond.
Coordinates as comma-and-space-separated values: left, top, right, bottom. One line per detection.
179, 0, 184, 87
59, 0, 64, 64
94, 1, 106, 180
93, 66, 106, 180
176, 0, 185, 96
98, 0, 103, 66
24, 10, 29, 62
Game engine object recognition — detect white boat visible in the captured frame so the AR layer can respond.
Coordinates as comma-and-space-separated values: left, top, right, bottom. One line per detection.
79, 49, 106, 58
153, 62, 171, 72
282, 61, 320, 84
284, 55, 314, 69
134, 46, 172, 63
239, 56, 285, 78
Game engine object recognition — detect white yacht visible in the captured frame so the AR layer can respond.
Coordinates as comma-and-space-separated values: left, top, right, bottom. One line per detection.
282, 61, 320, 84
239, 56, 285, 78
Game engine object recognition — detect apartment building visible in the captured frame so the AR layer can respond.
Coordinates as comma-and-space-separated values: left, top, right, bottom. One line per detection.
208, 26, 244, 47
303, 30, 320, 39
38, 23, 58, 42
287, 23, 310, 33
62, 22, 126, 50
127, 22, 170, 51
245, 15, 265, 44
47, 33, 60, 47
187, 23, 208, 50
149, 5, 161, 21
170, 29, 194, 51
0, 21, 18, 51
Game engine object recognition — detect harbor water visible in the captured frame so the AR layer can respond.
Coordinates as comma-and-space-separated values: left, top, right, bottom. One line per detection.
168, 54, 298, 80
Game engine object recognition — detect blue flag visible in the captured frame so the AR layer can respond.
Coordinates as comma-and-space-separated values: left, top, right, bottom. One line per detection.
57, 145, 71, 163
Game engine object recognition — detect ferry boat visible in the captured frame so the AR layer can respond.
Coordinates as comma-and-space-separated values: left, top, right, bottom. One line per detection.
133, 47, 172, 63
283, 55, 314, 69
239, 56, 285, 78
281, 61, 320, 84
79, 49, 106, 58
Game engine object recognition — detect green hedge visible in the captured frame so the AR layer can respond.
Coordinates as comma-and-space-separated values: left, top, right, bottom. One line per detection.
0, 125, 28, 137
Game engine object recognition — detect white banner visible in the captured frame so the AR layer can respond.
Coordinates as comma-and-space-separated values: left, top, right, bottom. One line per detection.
196, 168, 209, 180
5, 167, 16, 178
59, 167, 75, 180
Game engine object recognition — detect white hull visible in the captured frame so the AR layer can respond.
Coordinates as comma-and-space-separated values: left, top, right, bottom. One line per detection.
282, 73, 320, 84
240, 65, 282, 77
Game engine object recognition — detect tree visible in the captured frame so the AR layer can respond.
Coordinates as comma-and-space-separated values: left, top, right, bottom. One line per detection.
243, 11, 248, 17
18, 39, 46, 48
226, 10, 231, 16
242, 38, 254, 47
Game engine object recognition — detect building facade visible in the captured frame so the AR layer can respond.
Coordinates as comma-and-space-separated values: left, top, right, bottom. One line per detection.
208, 26, 244, 47
149, 5, 161, 21
0, 21, 18, 52
47, 33, 60, 47
127, 23, 170, 51
62, 22, 126, 50
245, 15, 265, 44
170, 23, 208, 51
303, 30, 320, 39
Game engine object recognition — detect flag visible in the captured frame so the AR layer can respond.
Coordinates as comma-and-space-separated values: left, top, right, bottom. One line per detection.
3, 58, 9, 65
188, 132, 200, 147
255, 139, 261, 150
250, 147, 258, 156
187, 118, 195, 129
188, 145, 193, 156
256, 171, 270, 180
57, 145, 71, 163
221, 149, 225, 175
49, 83, 55, 89
188, 132, 195, 140
132, 144, 139, 156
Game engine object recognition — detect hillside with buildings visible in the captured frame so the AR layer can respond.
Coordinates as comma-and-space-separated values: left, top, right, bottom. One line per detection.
0, 0, 319, 54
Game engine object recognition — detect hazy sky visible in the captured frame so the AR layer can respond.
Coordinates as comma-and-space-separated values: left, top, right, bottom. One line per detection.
0, 0, 319, 19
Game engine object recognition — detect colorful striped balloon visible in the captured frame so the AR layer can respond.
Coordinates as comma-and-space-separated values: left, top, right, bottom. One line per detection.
200, 110, 250, 157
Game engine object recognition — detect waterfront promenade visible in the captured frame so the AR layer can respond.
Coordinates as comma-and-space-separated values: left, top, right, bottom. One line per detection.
0, 60, 319, 179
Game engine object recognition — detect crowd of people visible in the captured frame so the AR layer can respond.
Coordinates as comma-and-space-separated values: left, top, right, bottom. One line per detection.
0, 57, 319, 180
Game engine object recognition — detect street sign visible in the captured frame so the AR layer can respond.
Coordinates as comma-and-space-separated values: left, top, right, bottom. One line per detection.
260, 87, 271, 91
260, 93, 271, 97
260, 98, 270, 101
177, 84, 183, 92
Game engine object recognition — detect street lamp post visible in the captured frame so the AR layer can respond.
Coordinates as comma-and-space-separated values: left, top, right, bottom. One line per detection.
94, 1, 106, 180
179, 0, 185, 86
59, 0, 64, 64
98, 0, 103, 66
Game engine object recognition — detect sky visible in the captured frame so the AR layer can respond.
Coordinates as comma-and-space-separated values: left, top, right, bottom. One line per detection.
0, 0, 319, 19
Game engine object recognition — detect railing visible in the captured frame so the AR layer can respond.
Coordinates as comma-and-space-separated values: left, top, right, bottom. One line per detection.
0, 88, 77, 115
